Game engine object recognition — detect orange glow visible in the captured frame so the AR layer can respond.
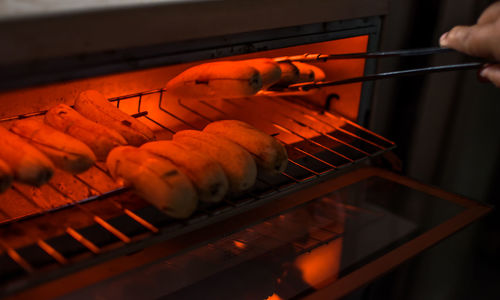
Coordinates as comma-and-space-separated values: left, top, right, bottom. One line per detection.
233, 240, 246, 250
225, 35, 369, 121
123, 209, 159, 233
294, 238, 343, 289
265, 293, 284, 300
93, 216, 131, 243
66, 227, 100, 254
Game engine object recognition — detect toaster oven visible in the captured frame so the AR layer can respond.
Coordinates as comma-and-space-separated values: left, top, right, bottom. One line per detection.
0, 1, 491, 299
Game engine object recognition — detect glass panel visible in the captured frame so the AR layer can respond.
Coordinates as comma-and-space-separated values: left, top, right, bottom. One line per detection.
61, 176, 465, 300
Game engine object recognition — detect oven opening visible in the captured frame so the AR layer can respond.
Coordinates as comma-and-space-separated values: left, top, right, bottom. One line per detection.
0, 34, 395, 295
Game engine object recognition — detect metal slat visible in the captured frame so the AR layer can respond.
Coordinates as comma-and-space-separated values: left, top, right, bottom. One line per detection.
48, 182, 132, 245
179, 97, 332, 177
168, 96, 324, 180
0, 87, 394, 283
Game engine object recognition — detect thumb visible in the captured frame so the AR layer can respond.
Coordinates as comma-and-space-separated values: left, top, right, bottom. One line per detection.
440, 24, 495, 59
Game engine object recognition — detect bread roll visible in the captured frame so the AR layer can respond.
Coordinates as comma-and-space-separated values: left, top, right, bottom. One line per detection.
292, 62, 326, 82
242, 58, 282, 88
74, 90, 155, 146
10, 119, 96, 174
204, 120, 288, 173
141, 140, 229, 203
0, 126, 54, 186
0, 159, 13, 193
274, 61, 300, 86
106, 146, 198, 218
165, 61, 262, 99
173, 130, 257, 193
45, 104, 127, 161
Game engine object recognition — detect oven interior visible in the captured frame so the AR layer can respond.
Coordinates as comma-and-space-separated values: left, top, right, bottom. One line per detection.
0, 32, 396, 295
0, 17, 490, 299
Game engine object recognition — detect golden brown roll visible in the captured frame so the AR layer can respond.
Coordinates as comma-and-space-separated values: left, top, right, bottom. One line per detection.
173, 130, 257, 193
275, 61, 300, 86
241, 58, 282, 88
10, 119, 96, 174
165, 61, 262, 99
0, 159, 13, 193
74, 90, 155, 146
0, 126, 54, 186
45, 104, 127, 161
204, 120, 288, 173
292, 62, 326, 82
141, 140, 229, 203
106, 146, 198, 219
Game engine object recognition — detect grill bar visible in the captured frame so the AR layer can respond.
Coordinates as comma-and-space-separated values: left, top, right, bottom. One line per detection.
65, 228, 100, 254
0, 88, 394, 286
157, 94, 325, 181
4, 247, 34, 273
179, 98, 339, 178
36, 240, 68, 265
48, 181, 133, 245
273, 97, 391, 150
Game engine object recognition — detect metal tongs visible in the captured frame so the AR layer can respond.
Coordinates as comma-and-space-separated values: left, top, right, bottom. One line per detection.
274, 47, 485, 91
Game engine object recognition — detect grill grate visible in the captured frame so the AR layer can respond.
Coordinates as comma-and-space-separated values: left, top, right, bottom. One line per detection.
0, 89, 394, 295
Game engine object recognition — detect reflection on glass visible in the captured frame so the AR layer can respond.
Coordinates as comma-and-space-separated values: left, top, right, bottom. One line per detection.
63, 176, 465, 300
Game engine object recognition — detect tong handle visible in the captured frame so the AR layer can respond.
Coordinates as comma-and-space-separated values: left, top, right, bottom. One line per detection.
289, 62, 484, 91
274, 47, 455, 62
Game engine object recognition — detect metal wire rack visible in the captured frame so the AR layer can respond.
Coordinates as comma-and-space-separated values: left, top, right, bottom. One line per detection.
0, 88, 394, 294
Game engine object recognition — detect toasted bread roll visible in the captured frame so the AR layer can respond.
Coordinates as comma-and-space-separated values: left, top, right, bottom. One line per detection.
106, 146, 198, 218
173, 130, 257, 193
141, 141, 229, 203
165, 61, 263, 99
242, 58, 282, 88
10, 119, 96, 174
0, 159, 13, 193
0, 126, 54, 186
204, 120, 288, 173
74, 90, 155, 146
292, 62, 326, 82
45, 104, 127, 161
275, 61, 300, 86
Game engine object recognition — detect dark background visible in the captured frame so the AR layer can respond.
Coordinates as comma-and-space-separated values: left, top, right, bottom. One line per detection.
364, 0, 500, 299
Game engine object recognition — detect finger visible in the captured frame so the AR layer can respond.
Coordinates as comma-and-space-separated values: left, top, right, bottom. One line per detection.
479, 64, 500, 87
478, 2, 500, 24
440, 24, 498, 59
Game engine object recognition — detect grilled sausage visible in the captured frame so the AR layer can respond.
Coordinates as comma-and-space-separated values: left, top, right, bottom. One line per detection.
204, 120, 288, 173
74, 90, 155, 146
165, 61, 262, 99
10, 119, 96, 174
173, 130, 257, 193
141, 140, 229, 203
274, 61, 300, 86
292, 62, 326, 82
45, 104, 127, 161
106, 146, 198, 219
0, 126, 54, 186
242, 58, 282, 88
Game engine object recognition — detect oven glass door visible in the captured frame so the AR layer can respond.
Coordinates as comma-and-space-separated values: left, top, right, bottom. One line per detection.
56, 167, 489, 300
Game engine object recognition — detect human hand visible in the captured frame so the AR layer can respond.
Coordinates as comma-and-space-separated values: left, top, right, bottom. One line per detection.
440, 2, 500, 86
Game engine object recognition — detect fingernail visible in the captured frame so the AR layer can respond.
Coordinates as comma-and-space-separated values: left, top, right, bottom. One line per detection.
439, 32, 449, 46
